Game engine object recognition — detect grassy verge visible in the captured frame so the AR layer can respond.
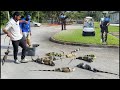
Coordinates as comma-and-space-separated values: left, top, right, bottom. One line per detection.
53, 22, 119, 46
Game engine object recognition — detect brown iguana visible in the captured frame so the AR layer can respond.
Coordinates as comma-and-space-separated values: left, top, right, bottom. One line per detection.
31, 56, 55, 66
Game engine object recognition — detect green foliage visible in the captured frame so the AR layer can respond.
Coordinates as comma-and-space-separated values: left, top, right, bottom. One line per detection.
0, 11, 9, 25
0, 11, 104, 26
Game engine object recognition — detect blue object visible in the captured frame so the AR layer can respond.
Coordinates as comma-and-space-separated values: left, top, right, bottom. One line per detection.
104, 17, 110, 22
60, 15, 65, 19
20, 17, 31, 32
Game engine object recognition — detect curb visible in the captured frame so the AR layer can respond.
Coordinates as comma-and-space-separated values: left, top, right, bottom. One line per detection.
49, 37, 119, 48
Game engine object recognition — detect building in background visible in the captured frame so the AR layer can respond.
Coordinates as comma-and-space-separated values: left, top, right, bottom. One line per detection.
109, 11, 119, 24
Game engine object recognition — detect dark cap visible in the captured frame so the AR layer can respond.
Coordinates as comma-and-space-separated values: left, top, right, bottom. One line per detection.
13, 11, 21, 17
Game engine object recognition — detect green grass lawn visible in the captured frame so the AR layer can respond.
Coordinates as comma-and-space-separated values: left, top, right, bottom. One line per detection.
53, 22, 119, 46
94, 22, 119, 32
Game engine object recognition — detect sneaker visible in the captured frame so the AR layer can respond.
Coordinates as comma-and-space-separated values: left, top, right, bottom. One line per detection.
14, 60, 21, 64
21, 58, 28, 63
104, 42, 107, 45
102, 42, 107, 45
101, 39, 104, 43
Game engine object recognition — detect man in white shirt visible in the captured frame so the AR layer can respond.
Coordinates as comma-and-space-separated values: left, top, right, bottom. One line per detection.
3, 11, 28, 64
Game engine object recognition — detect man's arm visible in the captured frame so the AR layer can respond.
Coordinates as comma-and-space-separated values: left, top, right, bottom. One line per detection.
106, 19, 110, 26
19, 20, 28, 24
106, 18, 111, 26
106, 22, 110, 26
100, 20, 102, 25
2, 22, 12, 38
3, 29, 11, 36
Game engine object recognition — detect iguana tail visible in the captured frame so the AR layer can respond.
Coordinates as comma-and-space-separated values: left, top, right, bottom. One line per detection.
30, 69, 55, 71
93, 68, 119, 76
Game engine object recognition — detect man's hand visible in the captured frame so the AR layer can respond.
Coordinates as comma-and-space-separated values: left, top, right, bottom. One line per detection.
25, 21, 28, 24
29, 31, 32, 36
106, 23, 110, 26
19, 20, 28, 24
3, 29, 12, 38
29, 32, 32, 36
7, 32, 12, 38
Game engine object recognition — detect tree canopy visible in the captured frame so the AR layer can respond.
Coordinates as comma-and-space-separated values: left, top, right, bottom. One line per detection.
0, 11, 103, 26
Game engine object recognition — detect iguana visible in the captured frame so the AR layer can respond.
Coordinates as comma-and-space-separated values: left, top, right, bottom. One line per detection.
77, 63, 119, 76
46, 48, 80, 59
30, 67, 75, 73
76, 54, 96, 62
31, 56, 55, 66
2, 50, 10, 65
2, 39, 11, 65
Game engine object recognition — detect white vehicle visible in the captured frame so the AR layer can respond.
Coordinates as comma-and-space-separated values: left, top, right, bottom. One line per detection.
82, 17, 95, 36
30, 21, 41, 27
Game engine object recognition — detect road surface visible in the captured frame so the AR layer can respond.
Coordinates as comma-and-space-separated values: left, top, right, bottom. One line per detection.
1, 24, 119, 79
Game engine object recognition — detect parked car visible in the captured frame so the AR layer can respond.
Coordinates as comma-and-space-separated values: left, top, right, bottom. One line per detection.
82, 17, 95, 36
30, 21, 41, 27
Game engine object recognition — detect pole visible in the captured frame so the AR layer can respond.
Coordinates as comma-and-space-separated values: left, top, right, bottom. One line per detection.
38, 11, 39, 23
7, 11, 10, 20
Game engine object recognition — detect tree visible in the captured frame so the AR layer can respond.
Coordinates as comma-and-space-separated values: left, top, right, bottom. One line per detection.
0, 11, 8, 25
42, 11, 62, 23
0, 11, 103, 26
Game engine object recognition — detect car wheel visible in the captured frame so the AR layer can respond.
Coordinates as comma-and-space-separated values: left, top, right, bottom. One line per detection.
82, 31, 85, 36
34, 24, 38, 27
92, 32, 95, 36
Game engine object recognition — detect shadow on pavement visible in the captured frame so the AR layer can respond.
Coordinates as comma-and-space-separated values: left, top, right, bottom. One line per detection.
1, 45, 13, 49
1, 59, 14, 64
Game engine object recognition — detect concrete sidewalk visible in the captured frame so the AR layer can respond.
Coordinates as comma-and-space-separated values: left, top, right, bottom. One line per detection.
110, 24, 119, 26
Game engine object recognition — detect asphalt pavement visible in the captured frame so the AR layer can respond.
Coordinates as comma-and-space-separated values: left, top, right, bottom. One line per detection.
1, 24, 119, 79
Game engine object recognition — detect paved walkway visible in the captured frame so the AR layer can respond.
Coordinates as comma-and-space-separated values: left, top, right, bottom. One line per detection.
110, 24, 119, 26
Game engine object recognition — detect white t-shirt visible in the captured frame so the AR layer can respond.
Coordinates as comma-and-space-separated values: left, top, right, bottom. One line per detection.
4, 18, 23, 41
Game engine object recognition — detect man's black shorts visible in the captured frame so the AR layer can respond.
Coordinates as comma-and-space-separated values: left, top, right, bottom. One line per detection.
100, 25, 108, 33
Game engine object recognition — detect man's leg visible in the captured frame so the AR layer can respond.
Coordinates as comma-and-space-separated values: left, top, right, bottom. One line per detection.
26, 33, 31, 47
61, 22, 64, 30
101, 26, 105, 43
104, 27, 108, 43
19, 37, 27, 61
105, 32, 108, 42
12, 40, 21, 64
64, 22, 66, 30
101, 30, 104, 43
